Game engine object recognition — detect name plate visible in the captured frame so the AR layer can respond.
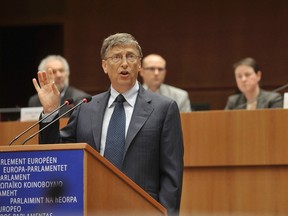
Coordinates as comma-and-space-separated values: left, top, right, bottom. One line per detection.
20, 107, 43, 122
0, 150, 84, 215
284, 92, 288, 109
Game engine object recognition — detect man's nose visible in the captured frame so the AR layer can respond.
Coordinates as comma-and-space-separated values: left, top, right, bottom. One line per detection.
120, 57, 129, 67
154, 69, 161, 75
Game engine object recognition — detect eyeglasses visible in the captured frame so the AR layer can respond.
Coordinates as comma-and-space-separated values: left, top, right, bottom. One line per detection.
105, 53, 140, 63
143, 67, 166, 73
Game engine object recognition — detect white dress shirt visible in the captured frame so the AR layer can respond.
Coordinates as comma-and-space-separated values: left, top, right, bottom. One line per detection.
100, 82, 139, 155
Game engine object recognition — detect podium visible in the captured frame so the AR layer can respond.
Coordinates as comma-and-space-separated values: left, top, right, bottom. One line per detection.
180, 109, 288, 216
0, 143, 167, 216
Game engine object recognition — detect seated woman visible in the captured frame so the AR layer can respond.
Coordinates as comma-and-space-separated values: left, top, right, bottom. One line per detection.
225, 57, 283, 110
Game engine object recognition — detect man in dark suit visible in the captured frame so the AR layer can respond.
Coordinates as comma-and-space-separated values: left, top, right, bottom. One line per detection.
28, 55, 89, 117
32, 33, 184, 216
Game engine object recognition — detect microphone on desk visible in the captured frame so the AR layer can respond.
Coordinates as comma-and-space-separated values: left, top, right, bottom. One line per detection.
21, 96, 92, 145
271, 83, 288, 92
234, 83, 288, 109
8, 98, 74, 146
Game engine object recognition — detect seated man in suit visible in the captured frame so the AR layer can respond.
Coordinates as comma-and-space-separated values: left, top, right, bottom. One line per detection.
28, 55, 89, 116
140, 54, 192, 112
225, 57, 283, 110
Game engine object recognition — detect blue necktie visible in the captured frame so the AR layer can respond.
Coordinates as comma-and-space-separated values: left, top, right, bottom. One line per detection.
104, 94, 126, 169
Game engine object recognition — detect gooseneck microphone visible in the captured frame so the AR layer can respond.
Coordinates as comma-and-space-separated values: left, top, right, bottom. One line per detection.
21, 96, 92, 145
271, 83, 288, 92
8, 98, 74, 146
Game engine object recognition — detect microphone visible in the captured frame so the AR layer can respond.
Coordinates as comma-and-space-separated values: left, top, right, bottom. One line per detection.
271, 83, 288, 92
21, 96, 92, 145
233, 83, 288, 109
8, 98, 74, 146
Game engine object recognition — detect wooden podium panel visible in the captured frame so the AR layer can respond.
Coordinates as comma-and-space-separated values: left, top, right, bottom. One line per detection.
180, 109, 288, 216
0, 118, 69, 146
0, 144, 167, 216
181, 109, 288, 166
82, 144, 166, 215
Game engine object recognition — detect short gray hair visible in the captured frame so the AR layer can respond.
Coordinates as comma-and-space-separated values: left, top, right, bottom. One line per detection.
100, 33, 143, 59
38, 55, 70, 76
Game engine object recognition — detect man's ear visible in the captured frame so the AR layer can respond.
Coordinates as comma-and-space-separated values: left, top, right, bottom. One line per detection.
139, 67, 145, 77
102, 60, 108, 74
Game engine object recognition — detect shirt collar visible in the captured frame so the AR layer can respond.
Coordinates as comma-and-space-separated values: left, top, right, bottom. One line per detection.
108, 82, 139, 108
60, 86, 68, 98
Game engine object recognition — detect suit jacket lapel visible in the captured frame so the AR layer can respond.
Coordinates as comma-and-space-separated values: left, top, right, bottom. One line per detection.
257, 89, 265, 108
91, 91, 110, 151
124, 87, 153, 155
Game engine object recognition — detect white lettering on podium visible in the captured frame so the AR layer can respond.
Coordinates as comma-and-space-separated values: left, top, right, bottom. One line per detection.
26, 164, 67, 172
0, 158, 26, 166
0, 190, 17, 196
27, 157, 57, 164
0, 205, 21, 212
10, 197, 44, 204
23, 181, 63, 188
54, 196, 77, 203
0, 182, 22, 189
0, 174, 30, 181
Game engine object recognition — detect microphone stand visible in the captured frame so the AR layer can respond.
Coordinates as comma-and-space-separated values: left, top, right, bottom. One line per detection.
8, 99, 73, 146
21, 96, 92, 145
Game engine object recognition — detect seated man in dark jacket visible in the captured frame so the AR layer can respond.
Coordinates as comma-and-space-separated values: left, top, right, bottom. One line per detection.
28, 55, 89, 117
